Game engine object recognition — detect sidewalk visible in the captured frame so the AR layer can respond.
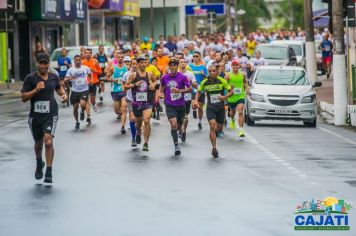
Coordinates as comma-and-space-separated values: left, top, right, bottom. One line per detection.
0, 82, 22, 98
316, 76, 333, 104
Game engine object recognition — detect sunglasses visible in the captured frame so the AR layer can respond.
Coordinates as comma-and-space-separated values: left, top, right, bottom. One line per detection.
208, 70, 216, 72
193, 55, 199, 58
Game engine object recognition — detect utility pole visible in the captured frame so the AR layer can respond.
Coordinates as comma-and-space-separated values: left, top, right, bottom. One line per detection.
163, 0, 166, 38
150, 0, 154, 38
226, 0, 231, 33
289, 0, 294, 29
303, 0, 317, 83
332, 0, 348, 125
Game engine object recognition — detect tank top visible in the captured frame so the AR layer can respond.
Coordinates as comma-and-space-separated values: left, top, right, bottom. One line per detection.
227, 71, 245, 103
131, 72, 152, 105
111, 65, 127, 93
97, 54, 107, 73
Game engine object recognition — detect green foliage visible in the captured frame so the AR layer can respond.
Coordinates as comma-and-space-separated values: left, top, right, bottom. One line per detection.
274, 0, 304, 30
237, 0, 271, 33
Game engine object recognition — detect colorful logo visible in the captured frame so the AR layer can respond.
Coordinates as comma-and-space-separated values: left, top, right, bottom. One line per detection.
294, 197, 352, 231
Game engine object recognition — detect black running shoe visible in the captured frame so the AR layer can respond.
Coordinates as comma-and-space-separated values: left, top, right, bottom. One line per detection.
121, 127, 126, 134
198, 122, 202, 130
75, 122, 80, 130
80, 112, 85, 121
35, 160, 45, 180
131, 139, 137, 147
212, 148, 219, 158
181, 132, 186, 142
87, 117, 91, 124
136, 135, 141, 144
100, 96, 103, 102
143, 143, 149, 151
44, 170, 52, 183
152, 112, 156, 119
174, 145, 181, 156
156, 114, 160, 120
117, 114, 121, 120
193, 110, 197, 119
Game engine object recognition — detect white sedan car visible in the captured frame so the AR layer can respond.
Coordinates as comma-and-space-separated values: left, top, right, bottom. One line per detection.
246, 66, 322, 127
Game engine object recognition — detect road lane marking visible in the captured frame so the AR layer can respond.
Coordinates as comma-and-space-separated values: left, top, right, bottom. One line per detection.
318, 126, 356, 146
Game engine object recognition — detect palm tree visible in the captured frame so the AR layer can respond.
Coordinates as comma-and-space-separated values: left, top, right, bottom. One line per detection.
273, 0, 304, 30
236, 0, 271, 33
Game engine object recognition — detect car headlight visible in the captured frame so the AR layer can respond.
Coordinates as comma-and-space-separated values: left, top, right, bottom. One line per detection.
301, 94, 316, 103
249, 93, 265, 102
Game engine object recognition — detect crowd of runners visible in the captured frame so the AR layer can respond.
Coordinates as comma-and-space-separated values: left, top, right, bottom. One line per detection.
22, 29, 334, 183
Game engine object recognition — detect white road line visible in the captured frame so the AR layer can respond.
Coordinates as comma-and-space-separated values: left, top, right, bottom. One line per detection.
318, 126, 356, 146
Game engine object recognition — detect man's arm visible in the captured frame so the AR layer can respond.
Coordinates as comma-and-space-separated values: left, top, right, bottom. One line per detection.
124, 72, 137, 90
148, 72, 156, 90
21, 78, 43, 103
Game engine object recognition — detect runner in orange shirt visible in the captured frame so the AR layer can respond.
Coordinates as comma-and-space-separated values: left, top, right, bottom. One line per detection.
156, 48, 170, 75
82, 48, 102, 123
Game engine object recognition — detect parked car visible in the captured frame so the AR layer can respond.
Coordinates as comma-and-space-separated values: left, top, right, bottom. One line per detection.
251, 44, 298, 66
245, 66, 322, 127
270, 40, 306, 67
50, 46, 114, 69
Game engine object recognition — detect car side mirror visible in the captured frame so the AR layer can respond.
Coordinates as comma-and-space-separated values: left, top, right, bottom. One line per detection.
313, 81, 322, 88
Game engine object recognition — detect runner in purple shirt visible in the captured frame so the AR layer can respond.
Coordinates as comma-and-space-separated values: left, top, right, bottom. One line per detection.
160, 58, 192, 156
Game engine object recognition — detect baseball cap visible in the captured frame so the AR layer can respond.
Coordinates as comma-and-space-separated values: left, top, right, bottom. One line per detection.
143, 37, 149, 42
168, 58, 179, 65
137, 54, 147, 62
123, 56, 131, 62
36, 53, 50, 63
231, 60, 240, 66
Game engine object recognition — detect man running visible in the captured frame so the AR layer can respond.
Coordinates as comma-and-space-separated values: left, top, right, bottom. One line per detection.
178, 58, 197, 142
145, 55, 161, 120
124, 55, 156, 151
319, 33, 333, 79
82, 48, 102, 120
193, 64, 233, 158
189, 51, 208, 130
21, 53, 67, 183
225, 60, 249, 137
57, 48, 71, 107
95, 45, 109, 102
160, 59, 192, 155
65, 55, 93, 130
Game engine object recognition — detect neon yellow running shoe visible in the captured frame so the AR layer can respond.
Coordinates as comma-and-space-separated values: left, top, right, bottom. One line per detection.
229, 120, 236, 129
238, 129, 245, 137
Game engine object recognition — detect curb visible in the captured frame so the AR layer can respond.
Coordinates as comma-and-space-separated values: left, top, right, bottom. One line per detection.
318, 101, 356, 127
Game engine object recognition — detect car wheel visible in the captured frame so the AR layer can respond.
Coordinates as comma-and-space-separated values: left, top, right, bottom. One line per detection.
303, 118, 316, 127
246, 113, 255, 126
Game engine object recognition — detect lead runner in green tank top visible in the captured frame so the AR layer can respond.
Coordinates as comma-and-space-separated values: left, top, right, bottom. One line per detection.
225, 60, 249, 137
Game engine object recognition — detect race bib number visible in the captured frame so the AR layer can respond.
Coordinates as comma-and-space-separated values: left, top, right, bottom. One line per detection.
60, 65, 67, 72
76, 78, 86, 86
325, 45, 331, 52
136, 92, 147, 102
184, 93, 192, 101
210, 94, 221, 104
99, 63, 106, 68
115, 77, 122, 83
233, 88, 242, 95
170, 92, 182, 101
34, 101, 50, 113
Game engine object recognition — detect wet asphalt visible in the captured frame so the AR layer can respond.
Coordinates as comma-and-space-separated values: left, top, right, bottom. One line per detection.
0, 91, 355, 236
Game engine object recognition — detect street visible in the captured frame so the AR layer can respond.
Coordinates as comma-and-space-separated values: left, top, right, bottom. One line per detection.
0, 91, 355, 236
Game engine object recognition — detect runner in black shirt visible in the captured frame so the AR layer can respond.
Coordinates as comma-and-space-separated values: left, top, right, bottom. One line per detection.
21, 53, 67, 183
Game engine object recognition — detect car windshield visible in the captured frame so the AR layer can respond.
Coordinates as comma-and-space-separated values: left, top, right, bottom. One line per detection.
254, 69, 310, 85
50, 47, 103, 61
289, 45, 302, 56
256, 46, 288, 60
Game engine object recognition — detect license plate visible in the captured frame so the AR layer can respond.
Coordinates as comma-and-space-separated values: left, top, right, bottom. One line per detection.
275, 109, 292, 114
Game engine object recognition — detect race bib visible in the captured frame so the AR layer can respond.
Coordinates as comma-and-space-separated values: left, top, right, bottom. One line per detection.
60, 65, 67, 72
233, 88, 242, 95
136, 92, 147, 102
184, 93, 192, 101
115, 77, 122, 83
99, 62, 106, 68
76, 78, 86, 86
210, 94, 221, 104
170, 92, 182, 101
34, 101, 50, 113
156, 79, 161, 85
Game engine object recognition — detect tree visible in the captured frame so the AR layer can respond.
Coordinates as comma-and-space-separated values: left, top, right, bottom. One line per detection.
237, 0, 271, 33
274, 0, 304, 30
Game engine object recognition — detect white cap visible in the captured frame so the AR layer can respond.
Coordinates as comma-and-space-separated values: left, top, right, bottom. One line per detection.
123, 56, 131, 62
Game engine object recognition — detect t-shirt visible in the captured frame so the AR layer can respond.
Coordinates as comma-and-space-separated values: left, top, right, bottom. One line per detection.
122, 70, 133, 101
251, 57, 268, 66
66, 66, 91, 92
198, 76, 231, 109
82, 58, 102, 84
112, 65, 127, 93
321, 40, 332, 58
161, 72, 191, 107
21, 72, 61, 120
181, 71, 196, 101
189, 63, 208, 85
57, 56, 71, 78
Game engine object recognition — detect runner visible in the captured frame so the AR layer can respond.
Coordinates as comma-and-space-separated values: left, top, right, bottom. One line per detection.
21, 53, 67, 183
82, 48, 102, 121
178, 58, 197, 142
95, 45, 109, 102
250, 50, 268, 69
106, 51, 128, 133
57, 48, 71, 107
160, 58, 192, 155
124, 55, 156, 151
319, 33, 333, 79
192, 64, 233, 158
65, 55, 92, 130
123, 58, 138, 146
225, 60, 249, 137
189, 51, 208, 130
145, 55, 161, 120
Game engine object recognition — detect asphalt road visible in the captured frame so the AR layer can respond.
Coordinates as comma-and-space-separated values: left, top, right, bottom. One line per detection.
0, 91, 355, 236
